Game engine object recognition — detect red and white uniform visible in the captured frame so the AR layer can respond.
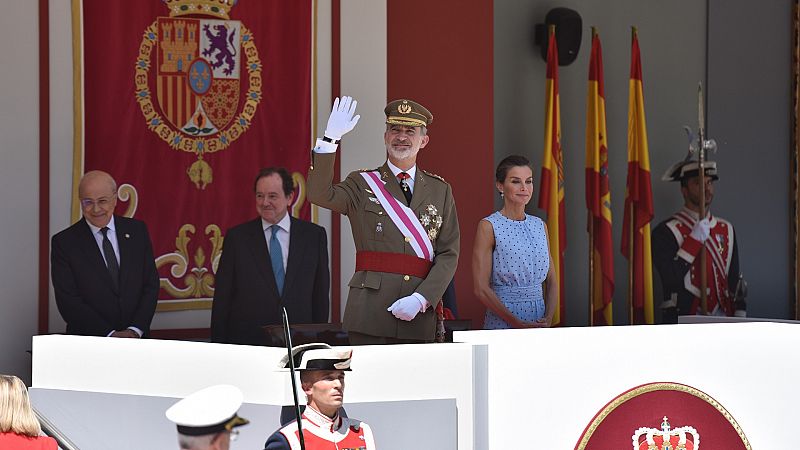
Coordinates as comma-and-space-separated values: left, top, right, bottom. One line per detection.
266, 406, 376, 450
664, 208, 735, 315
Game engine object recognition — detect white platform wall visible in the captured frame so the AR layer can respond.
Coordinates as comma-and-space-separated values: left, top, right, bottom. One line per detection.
456, 322, 798, 448
33, 322, 799, 449
32, 335, 478, 449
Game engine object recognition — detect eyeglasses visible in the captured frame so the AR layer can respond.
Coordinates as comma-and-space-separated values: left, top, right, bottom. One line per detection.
80, 192, 116, 209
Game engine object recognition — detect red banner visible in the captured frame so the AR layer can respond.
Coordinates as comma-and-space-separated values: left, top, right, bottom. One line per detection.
575, 382, 751, 450
77, 0, 312, 310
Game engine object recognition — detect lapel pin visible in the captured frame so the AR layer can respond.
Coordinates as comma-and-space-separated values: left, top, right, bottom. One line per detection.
125, 233, 130, 239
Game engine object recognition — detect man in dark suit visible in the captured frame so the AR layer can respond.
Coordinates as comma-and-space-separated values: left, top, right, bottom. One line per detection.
51, 170, 159, 337
211, 167, 330, 345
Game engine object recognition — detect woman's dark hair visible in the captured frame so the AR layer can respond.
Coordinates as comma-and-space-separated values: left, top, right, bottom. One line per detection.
495, 155, 531, 183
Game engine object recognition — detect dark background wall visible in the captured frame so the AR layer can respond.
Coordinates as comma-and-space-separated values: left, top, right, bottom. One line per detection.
492, 0, 793, 325
707, 0, 793, 319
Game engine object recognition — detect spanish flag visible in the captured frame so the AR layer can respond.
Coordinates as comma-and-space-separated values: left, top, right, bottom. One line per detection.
538, 25, 566, 326
621, 28, 654, 324
585, 29, 614, 326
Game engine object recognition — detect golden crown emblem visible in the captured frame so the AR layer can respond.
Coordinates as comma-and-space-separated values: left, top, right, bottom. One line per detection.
632, 416, 699, 450
162, 0, 237, 20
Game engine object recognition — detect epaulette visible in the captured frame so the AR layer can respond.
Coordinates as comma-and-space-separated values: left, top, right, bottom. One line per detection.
421, 169, 447, 183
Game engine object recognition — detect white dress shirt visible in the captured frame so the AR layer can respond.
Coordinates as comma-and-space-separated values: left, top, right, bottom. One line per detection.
386, 160, 416, 194
86, 216, 120, 267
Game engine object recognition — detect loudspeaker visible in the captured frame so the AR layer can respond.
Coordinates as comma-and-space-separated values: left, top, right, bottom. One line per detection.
534, 8, 582, 66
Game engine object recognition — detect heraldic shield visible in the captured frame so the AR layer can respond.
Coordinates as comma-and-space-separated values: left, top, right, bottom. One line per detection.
156, 17, 241, 136
574, 382, 751, 450
134, 0, 263, 189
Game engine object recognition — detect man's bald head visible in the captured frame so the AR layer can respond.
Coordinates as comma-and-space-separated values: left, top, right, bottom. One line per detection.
79, 170, 117, 198
78, 170, 118, 228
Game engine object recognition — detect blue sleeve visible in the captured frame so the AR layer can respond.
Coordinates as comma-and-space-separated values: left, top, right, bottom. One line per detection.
264, 430, 291, 450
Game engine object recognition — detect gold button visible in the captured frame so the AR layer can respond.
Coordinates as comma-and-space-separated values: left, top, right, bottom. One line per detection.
403, 275, 410, 281
404, 236, 411, 243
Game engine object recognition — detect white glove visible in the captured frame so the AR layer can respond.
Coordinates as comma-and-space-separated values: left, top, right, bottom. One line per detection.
324, 96, 360, 140
689, 218, 711, 243
387, 295, 425, 321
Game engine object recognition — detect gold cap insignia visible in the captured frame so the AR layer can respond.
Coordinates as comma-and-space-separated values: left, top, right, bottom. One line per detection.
385, 99, 433, 127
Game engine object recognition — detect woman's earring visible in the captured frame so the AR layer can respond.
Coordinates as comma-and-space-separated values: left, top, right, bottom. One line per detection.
499, 191, 504, 198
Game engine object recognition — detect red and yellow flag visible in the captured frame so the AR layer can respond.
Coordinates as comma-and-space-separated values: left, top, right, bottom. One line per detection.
621, 28, 654, 324
538, 25, 566, 326
585, 29, 614, 326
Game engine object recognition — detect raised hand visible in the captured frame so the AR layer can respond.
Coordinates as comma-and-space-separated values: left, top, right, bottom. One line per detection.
324, 96, 361, 140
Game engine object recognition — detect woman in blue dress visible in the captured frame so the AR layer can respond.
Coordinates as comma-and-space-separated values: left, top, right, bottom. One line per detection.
472, 155, 557, 329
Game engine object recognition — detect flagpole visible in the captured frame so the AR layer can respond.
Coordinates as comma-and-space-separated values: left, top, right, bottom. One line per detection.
627, 27, 636, 325
588, 26, 596, 327
589, 212, 595, 326
697, 83, 709, 314
628, 203, 634, 325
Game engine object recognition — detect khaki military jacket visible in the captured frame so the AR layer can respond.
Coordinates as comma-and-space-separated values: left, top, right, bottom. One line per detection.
308, 152, 460, 340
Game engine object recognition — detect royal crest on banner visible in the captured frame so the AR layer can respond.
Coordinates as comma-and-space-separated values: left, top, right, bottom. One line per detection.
134, 0, 262, 189
77, 0, 311, 315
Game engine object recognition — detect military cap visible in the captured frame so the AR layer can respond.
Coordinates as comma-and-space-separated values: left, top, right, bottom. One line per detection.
661, 160, 718, 182
165, 385, 249, 436
385, 99, 433, 127
278, 343, 353, 371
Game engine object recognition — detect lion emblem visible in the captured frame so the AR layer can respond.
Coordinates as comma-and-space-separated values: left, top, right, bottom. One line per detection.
202, 24, 237, 76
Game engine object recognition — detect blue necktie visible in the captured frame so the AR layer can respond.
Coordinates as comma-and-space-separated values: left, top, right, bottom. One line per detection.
270, 225, 285, 295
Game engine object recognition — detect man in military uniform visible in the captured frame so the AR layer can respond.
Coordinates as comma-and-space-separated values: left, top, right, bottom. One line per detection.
307, 97, 460, 344
652, 160, 744, 323
264, 343, 376, 450
166, 384, 250, 450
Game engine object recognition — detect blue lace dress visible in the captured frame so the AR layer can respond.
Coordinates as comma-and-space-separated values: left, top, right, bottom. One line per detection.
483, 211, 550, 329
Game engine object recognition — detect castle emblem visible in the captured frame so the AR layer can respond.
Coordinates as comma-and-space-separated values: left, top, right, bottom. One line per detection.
134, 0, 262, 189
